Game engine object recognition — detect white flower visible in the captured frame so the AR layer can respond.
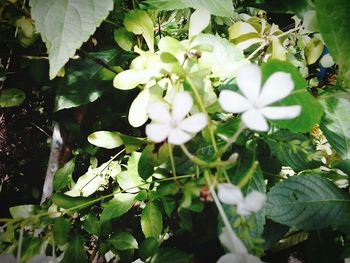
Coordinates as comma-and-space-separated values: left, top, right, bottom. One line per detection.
218, 183, 266, 216
145, 92, 208, 145
219, 64, 301, 131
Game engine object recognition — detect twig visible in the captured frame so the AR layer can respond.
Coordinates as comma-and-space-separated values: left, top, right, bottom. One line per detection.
77, 49, 119, 74
30, 122, 50, 137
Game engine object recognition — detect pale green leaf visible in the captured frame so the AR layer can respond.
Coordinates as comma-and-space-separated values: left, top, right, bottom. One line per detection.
9, 205, 34, 219
53, 158, 75, 191
113, 69, 153, 90
266, 174, 350, 230
108, 232, 138, 251
88, 131, 123, 149
189, 9, 211, 39
315, 0, 350, 88
320, 96, 350, 159
141, 202, 163, 238
144, 0, 234, 17
304, 36, 324, 65
128, 89, 150, 128
100, 193, 136, 222
114, 27, 133, 52
124, 10, 154, 52
0, 88, 25, 108
30, 0, 114, 79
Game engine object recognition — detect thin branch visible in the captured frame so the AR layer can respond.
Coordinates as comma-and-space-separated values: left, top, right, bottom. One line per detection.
77, 49, 119, 74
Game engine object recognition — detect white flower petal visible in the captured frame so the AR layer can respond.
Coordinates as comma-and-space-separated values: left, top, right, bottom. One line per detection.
147, 102, 171, 123
257, 72, 294, 107
219, 226, 248, 254
145, 123, 171, 143
172, 92, 193, 122
241, 109, 269, 132
168, 128, 192, 145
242, 190, 266, 213
217, 253, 240, 263
242, 254, 263, 263
179, 113, 208, 133
217, 183, 244, 205
260, 105, 301, 120
219, 90, 251, 113
236, 64, 261, 103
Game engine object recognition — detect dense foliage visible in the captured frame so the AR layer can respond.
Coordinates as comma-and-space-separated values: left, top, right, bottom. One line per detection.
1, 0, 350, 262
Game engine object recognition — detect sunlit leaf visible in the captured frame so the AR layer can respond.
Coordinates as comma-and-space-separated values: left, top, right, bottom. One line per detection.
100, 193, 136, 222
30, 0, 113, 79
114, 27, 133, 52
88, 131, 123, 149
108, 232, 138, 251
141, 202, 163, 238
0, 88, 25, 108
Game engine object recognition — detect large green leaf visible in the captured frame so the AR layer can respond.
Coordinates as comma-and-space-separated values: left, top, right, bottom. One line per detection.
141, 202, 163, 238
30, 0, 114, 79
266, 174, 350, 230
144, 0, 234, 17
55, 49, 121, 111
243, 0, 313, 17
0, 88, 25, 108
62, 234, 87, 263
100, 193, 136, 222
266, 130, 321, 172
320, 96, 350, 159
315, 0, 350, 88
108, 232, 138, 251
53, 217, 70, 246
261, 60, 323, 133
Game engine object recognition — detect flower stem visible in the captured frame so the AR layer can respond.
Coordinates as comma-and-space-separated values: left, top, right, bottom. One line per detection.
246, 42, 267, 61
237, 161, 259, 188
215, 123, 245, 159
16, 227, 24, 263
205, 171, 247, 254
186, 77, 218, 153
168, 143, 178, 183
277, 26, 303, 39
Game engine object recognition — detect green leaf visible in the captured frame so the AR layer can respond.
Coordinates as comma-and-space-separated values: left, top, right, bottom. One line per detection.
266, 174, 350, 230
114, 27, 133, 51
266, 130, 321, 172
9, 205, 33, 219
88, 131, 123, 149
62, 234, 87, 263
151, 248, 192, 263
261, 60, 323, 133
82, 213, 101, 236
315, 0, 350, 88
189, 8, 211, 38
144, 0, 234, 17
55, 49, 121, 111
124, 10, 154, 52
320, 96, 350, 159
21, 237, 42, 263
30, 0, 113, 79
0, 88, 25, 108
108, 232, 138, 251
138, 144, 169, 180
141, 202, 163, 238
139, 237, 159, 261
117, 152, 146, 193
53, 217, 70, 246
53, 158, 75, 191
100, 193, 136, 222
52, 193, 94, 210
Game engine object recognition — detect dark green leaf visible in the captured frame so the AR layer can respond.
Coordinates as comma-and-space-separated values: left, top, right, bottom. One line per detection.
261, 60, 323, 133
331, 160, 350, 178
108, 232, 138, 251
21, 237, 42, 263
100, 193, 136, 222
262, 219, 289, 250
52, 193, 94, 210
320, 96, 350, 159
53, 217, 70, 246
266, 130, 321, 172
141, 202, 163, 238
315, 0, 350, 88
62, 234, 87, 263
0, 89, 25, 108
139, 237, 159, 261
82, 213, 101, 236
266, 174, 350, 230
151, 248, 192, 263
54, 49, 121, 111
53, 158, 75, 191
